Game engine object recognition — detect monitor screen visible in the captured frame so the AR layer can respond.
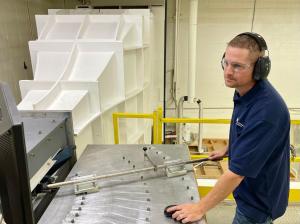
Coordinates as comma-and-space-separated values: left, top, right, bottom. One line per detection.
0, 82, 34, 224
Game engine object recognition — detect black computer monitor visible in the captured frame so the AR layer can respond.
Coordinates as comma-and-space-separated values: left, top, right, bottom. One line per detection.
0, 82, 35, 224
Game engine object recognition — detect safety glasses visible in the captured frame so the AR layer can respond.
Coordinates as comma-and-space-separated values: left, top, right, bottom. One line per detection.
221, 58, 252, 72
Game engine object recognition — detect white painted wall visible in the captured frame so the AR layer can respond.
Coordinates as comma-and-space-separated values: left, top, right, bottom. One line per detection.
169, 0, 300, 140
151, 6, 165, 110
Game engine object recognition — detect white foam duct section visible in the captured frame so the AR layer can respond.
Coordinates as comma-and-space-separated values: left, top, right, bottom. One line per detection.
188, 0, 198, 100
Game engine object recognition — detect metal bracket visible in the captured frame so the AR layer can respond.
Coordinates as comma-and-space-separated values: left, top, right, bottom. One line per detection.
164, 160, 187, 177
72, 174, 99, 195
143, 146, 164, 171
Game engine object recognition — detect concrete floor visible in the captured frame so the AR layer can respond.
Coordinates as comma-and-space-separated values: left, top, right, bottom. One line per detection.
206, 201, 300, 224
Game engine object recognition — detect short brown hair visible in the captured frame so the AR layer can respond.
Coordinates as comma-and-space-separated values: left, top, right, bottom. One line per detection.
228, 34, 262, 61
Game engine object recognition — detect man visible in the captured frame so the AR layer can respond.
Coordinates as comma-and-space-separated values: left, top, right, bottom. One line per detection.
167, 33, 290, 224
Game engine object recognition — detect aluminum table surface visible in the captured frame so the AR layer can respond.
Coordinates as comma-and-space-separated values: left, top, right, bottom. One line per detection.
39, 144, 206, 224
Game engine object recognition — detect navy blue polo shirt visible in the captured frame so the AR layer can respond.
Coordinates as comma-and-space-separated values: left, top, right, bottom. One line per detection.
228, 80, 290, 222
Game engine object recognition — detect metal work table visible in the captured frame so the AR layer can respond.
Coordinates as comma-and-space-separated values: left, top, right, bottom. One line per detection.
39, 144, 207, 224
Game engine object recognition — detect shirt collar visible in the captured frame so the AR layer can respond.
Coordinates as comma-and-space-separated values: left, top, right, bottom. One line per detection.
233, 80, 266, 106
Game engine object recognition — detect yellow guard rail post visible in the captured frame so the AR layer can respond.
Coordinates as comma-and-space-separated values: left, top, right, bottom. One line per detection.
156, 107, 164, 144
153, 109, 158, 144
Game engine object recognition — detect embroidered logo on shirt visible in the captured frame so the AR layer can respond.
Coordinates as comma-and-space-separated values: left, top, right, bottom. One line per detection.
236, 118, 244, 128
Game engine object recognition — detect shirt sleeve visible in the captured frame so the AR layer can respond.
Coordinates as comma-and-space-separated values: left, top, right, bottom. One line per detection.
229, 120, 276, 178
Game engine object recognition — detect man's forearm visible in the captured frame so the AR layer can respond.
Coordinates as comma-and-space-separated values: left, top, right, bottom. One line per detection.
197, 170, 244, 214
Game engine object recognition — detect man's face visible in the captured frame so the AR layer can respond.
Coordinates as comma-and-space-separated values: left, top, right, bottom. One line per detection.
223, 46, 256, 95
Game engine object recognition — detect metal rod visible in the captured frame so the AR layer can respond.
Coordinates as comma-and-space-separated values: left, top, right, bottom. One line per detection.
163, 118, 231, 124
47, 158, 211, 189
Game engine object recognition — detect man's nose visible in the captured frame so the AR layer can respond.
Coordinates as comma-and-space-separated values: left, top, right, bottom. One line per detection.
224, 64, 234, 74
224, 63, 234, 72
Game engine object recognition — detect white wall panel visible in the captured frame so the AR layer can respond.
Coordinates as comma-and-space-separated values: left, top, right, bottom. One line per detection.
171, 0, 300, 141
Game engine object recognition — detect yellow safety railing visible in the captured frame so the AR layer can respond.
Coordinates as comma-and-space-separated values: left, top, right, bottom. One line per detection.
159, 117, 300, 163
189, 153, 300, 163
161, 118, 231, 124
112, 108, 300, 162
291, 120, 300, 125
113, 107, 164, 144
157, 117, 231, 144
113, 112, 154, 144
113, 109, 300, 202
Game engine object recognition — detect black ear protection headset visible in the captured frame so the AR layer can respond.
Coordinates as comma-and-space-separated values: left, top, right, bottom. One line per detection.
221, 32, 271, 80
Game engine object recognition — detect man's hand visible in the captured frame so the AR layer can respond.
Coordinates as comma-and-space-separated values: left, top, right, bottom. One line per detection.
166, 170, 243, 223
208, 147, 228, 161
167, 203, 204, 223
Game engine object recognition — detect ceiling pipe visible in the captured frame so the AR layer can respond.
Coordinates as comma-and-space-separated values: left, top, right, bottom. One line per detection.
163, 0, 168, 143
188, 0, 198, 101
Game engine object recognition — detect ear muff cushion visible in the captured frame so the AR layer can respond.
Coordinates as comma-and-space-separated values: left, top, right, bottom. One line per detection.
240, 33, 270, 80
253, 56, 271, 80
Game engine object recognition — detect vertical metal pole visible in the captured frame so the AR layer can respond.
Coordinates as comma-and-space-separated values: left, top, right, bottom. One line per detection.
163, 0, 168, 143
188, 0, 198, 100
